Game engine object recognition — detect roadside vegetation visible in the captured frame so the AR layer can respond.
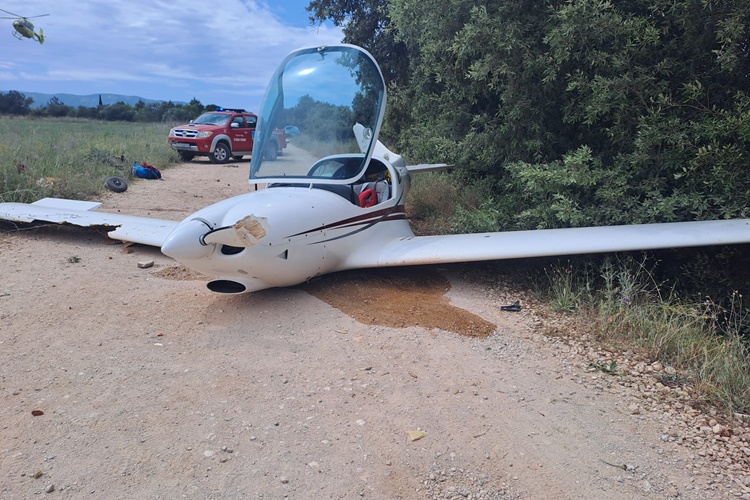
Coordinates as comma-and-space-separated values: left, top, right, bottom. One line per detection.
0, 117, 180, 203
408, 171, 750, 415
534, 255, 749, 415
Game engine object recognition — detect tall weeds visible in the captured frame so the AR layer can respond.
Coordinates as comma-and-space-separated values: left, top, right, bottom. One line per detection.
407, 172, 489, 234
538, 256, 750, 414
0, 117, 178, 202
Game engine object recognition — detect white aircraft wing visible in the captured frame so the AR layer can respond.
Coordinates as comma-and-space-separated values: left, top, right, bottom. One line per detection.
0, 198, 178, 247
348, 219, 750, 268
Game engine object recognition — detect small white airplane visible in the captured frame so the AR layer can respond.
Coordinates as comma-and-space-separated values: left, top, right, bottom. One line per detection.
2, 44, 750, 294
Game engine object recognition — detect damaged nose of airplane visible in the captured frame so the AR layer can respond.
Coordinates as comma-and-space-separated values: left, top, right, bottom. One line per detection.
161, 218, 215, 261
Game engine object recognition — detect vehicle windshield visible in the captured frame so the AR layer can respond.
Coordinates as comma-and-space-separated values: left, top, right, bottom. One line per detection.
192, 113, 230, 126
250, 45, 386, 184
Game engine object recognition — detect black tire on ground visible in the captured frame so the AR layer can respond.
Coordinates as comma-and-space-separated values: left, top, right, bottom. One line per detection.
178, 151, 196, 161
105, 176, 128, 193
264, 142, 278, 161
210, 142, 231, 164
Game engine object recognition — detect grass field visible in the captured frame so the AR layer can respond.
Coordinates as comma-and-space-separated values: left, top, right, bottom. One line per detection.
0, 116, 180, 203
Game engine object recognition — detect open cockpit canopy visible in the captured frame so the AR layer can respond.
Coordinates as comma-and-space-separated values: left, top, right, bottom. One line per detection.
250, 45, 386, 185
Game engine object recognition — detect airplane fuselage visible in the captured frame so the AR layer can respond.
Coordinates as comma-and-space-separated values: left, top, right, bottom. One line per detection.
161, 171, 413, 293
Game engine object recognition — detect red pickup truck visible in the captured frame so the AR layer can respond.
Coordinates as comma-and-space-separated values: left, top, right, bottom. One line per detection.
168, 108, 286, 163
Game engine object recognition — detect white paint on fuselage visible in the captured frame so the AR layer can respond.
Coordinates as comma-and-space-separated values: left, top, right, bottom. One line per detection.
161, 162, 414, 292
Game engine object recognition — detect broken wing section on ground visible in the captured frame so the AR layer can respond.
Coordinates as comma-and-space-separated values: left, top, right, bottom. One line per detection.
0, 198, 179, 247
349, 219, 750, 268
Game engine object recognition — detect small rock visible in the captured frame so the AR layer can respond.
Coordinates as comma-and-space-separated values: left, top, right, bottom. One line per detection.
45, 484, 54, 493
407, 430, 427, 442
280, 476, 289, 484
629, 403, 641, 415
137, 260, 154, 269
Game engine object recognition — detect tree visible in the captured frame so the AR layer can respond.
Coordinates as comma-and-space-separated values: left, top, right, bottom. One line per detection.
307, 0, 409, 85
76, 105, 100, 119
185, 98, 204, 119
45, 96, 73, 117
161, 106, 194, 123
527, 0, 750, 225
0, 90, 33, 114
384, 0, 573, 226
102, 101, 135, 121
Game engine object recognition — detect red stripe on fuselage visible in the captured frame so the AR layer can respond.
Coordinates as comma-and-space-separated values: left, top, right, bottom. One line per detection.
285, 205, 406, 238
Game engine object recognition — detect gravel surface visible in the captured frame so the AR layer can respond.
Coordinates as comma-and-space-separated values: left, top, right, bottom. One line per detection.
1, 159, 749, 498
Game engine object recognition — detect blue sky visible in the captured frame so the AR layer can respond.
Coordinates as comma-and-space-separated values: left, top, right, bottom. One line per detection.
0, 0, 344, 112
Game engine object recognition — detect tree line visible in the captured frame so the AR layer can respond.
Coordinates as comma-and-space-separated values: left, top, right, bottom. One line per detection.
308, 0, 750, 230
0, 90, 210, 123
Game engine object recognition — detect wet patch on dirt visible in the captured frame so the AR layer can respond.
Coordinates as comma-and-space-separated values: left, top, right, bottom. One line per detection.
300, 267, 497, 337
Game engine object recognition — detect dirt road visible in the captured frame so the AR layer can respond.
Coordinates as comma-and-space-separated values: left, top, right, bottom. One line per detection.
1, 159, 748, 498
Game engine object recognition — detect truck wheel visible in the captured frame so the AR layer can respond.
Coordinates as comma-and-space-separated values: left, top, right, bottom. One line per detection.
105, 176, 128, 193
178, 151, 195, 161
264, 142, 278, 161
210, 142, 231, 164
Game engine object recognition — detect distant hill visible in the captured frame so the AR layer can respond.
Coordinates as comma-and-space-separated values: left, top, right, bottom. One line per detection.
2, 91, 184, 109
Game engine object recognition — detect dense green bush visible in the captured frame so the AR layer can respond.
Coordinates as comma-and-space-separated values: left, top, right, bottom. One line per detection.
382, 0, 750, 230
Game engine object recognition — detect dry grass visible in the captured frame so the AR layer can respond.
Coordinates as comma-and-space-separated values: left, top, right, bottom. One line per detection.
540, 256, 750, 414
406, 171, 486, 235
0, 116, 178, 203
